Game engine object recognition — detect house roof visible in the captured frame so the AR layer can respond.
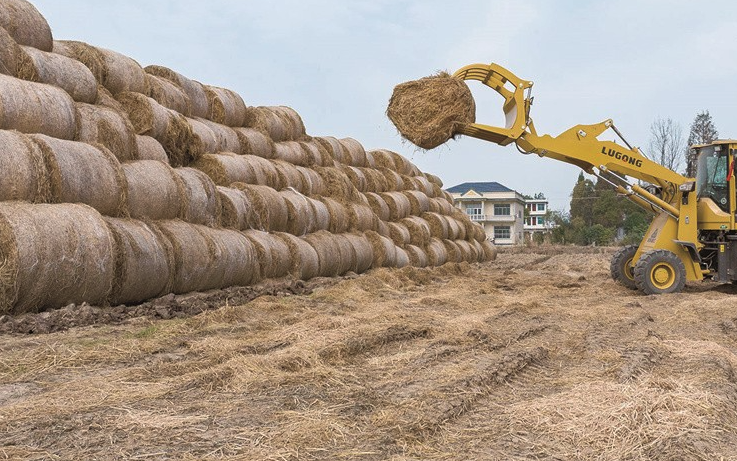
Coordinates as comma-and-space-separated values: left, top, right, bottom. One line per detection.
446, 182, 514, 194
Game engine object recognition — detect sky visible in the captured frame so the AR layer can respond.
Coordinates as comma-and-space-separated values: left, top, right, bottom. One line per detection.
32, 0, 737, 211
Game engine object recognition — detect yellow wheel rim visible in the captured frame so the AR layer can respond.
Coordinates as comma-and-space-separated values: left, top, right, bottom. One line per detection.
624, 257, 635, 281
651, 263, 675, 290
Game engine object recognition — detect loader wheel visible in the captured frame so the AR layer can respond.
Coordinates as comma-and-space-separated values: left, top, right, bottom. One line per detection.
633, 250, 686, 295
610, 245, 638, 290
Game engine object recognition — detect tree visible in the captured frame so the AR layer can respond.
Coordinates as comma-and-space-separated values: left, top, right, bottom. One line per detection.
647, 117, 685, 172
685, 110, 718, 177
569, 172, 596, 226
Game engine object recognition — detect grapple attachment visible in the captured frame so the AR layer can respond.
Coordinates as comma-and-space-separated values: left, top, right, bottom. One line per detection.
453, 63, 533, 146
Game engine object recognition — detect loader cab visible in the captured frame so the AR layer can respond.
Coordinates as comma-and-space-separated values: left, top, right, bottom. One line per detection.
695, 141, 736, 213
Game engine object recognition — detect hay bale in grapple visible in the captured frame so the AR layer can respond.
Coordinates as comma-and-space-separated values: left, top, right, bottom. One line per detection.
17, 45, 97, 103
0, 0, 52, 51
233, 127, 274, 158
145, 73, 191, 116
105, 218, 174, 305
0, 130, 49, 202
122, 160, 182, 221
75, 103, 139, 162
387, 72, 475, 149
174, 167, 221, 227
273, 232, 320, 281
0, 202, 114, 314
144, 65, 209, 118
205, 85, 246, 127
217, 186, 256, 230
242, 229, 292, 280
135, 135, 168, 163
233, 183, 289, 232
32, 134, 126, 216
0, 74, 77, 139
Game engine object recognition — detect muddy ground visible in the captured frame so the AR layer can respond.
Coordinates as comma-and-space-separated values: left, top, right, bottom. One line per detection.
2, 246, 737, 460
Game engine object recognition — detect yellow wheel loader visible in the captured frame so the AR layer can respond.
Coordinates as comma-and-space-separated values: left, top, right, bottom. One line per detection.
452, 63, 736, 295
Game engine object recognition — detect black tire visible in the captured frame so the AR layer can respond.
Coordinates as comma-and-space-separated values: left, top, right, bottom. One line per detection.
633, 249, 686, 295
610, 245, 638, 290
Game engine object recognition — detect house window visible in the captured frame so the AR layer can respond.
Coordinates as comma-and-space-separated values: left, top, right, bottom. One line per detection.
494, 204, 510, 216
538, 217, 545, 226
465, 203, 482, 217
531, 203, 537, 212
538, 203, 545, 212
494, 226, 511, 239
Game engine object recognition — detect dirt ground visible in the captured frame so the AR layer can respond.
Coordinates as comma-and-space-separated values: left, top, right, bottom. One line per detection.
2, 245, 737, 460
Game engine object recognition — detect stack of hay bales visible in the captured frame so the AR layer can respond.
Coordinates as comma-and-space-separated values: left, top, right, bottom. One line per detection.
0, 0, 495, 315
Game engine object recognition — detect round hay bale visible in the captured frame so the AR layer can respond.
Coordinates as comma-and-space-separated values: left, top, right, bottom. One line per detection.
443, 240, 464, 263
387, 72, 475, 150
33, 134, 126, 216
360, 167, 390, 193
234, 127, 274, 158
75, 102, 138, 162
145, 73, 191, 116
135, 135, 168, 163
403, 190, 431, 215
0, 130, 49, 202
474, 223, 487, 242
405, 244, 429, 268
244, 106, 294, 142
340, 165, 367, 192
174, 167, 221, 227
217, 186, 256, 230
421, 212, 450, 239
298, 141, 324, 166
311, 197, 331, 232
315, 167, 361, 202
348, 203, 378, 232
394, 246, 410, 268
144, 65, 209, 118
244, 154, 279, 187
156, 220, 258, 293
233, 183, 289, 232
314, 136, 348, 164
380, 191, 412, 221
426, 238, 449, 266
53, 40, 105, 81
205, 85, 246, 127
242, 229, 292, 280
281, 189, 319, 236
96, 46, 147, 95
273, 141, 308, 166
0, 202, 114, 314
368, 149, 397, 170
186, 117, 218, 155
122, 160, 182, 220
272, 160, 304, 191
364, 192, 391, 221
471, 240, 486, 262
194, 117, 242, 153
452, 209, 476, 240
0, 26, 20, 77
0, 0, 52, 51
387, 221, 411, 246
446, 216, 466, 240
295, 166, 325, 196
431, 197, 455, 215
400, 216, 432, 247
333, 234, 358, 275
376, 220, 391, 238
0, 74, 77, 139
365, 230, 396, 268
273, 232, 320, 281
303, 231, 342, 277
425, 172, 443, 188
319, 197, 350, 233
17, 45, 97, 103
343, 233, 374, 274
413, 175, 436, 197
272, 106, 306, 140
480, 240, 497, 261
192, 152, 259, 186
454, 239, 476, 263
105, 218, 174, 305
94, 84, 125, 113
339, 137, 367, 167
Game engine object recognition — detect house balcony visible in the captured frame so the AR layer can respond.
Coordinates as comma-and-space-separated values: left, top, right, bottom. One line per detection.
468, 214, 515, 223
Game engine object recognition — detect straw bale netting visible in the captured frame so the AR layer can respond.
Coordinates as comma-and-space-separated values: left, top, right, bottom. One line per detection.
401, 216, 432, 247
426, 238, 449, 266
405, 244, 429, 268
105, 218, 173, 305
280, 189, 330, 235
217, 186, 256, 230
380, 168, 404, 191
205, 85, 246, 127
194, 117, 242, 154
387, 72, 475, 150
295, 166, 326, 196
0, 0, 52, 51
122, 160, 182, 221
395, 246, 410, 268
273, 232, 320, 281
380, 191, 412, 221
314, 136, 348, 164
0, 74, 77, 139
315, 167, 362, 202
144, 65, 209, 118
421, 212, 450, 239
0, 202, 114, 314
341, 165, 368, 192
242, 229, 292, 280
481, 240, 497, 261
339, 137, 367, 167
0, 26, 20, 76
117, 91, 198, 166
17, 46, 97, 103
145, 73, 191, 116
273, 141, 308, 166
360, 167, 390, 193
319, 197, 350, 234
403, 190, 431, 215
32, 134, 126, 216
156, 220, 257, 294
233, 127, 274, 158
233, 183, 289, 232
364, 192, 390, 221
75, 102, 138, 162
174, 167, 220, 227
365, 230, 396, 268
0, 130, 48, 202
135, 135, 168, 163
387, 221, 411, 246
303, 231, 343, 277
348, 203, 378, 232
344, 233, 374, 274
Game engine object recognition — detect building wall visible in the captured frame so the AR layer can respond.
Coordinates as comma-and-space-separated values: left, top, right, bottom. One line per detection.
451, 190, 525, 245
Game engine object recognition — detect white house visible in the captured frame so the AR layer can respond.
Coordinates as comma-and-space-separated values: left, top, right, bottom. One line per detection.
446, 182, 525, 245
524, 196, 552, 239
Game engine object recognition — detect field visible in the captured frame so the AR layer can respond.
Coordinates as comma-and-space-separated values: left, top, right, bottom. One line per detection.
2, 246, 737, 460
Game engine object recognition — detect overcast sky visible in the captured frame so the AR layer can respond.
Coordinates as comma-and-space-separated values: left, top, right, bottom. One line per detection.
33, 0, 737, 211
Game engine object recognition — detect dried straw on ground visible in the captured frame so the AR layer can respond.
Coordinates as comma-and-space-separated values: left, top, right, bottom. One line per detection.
340, 137, 368, 167
0, 26, 20, 76
0, 74, 77, 139
233, 127, 274, 158
217, 186, 256, 230
0, 130, 49, 202
145, 73, 191, 116
194, 117, 242, 154
17, 45, 97, 103
33, 134, 126, 216
0, 0, 52, 51
365, 230, 397, 268
242, 229, 292, 280
155, 220, 257, 294
0, 202, 114, 314
105, 218, 173, 305
75, 102, 138, 162
233, 183, 289, 232
405, 244, 429, 267
174, 167, 221, 227
144, 65, 209, 118
273, 232, 320, 281
122, 160, 182, 221
135, 135, 168, 163
387, 72, 475, 149
205, 85, 246, 127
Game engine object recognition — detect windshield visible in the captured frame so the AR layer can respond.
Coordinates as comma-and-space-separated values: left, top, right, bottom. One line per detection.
696, 146, 730, 212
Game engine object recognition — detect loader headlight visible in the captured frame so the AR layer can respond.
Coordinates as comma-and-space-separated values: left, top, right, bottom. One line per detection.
679, 181, 695, 192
